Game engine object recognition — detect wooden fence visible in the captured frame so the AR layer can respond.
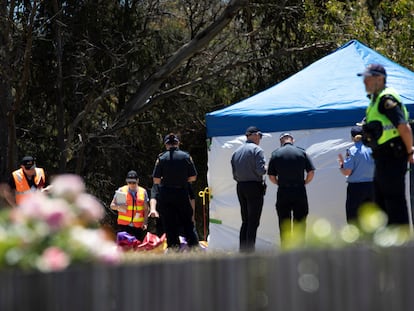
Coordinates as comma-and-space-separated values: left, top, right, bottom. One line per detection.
1, 244, 414, 311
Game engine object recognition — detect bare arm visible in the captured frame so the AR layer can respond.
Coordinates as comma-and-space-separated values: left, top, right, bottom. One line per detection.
0, 184, 16, 207
268, 175, 278, 185
339, 167, 352, 176
337, 154, 352, 176
398, 123, 414, 163
305, 170, 315, 184
149, 198, 159, 217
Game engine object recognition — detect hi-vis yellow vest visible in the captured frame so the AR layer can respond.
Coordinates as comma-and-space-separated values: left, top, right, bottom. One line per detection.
366, 87, 409, 145
12, 167, 45, 205
117, 185, 146, 228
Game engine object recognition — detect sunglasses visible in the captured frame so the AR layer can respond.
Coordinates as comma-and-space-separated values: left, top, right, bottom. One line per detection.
24, 164, 35, 170
127, 181, 137, 184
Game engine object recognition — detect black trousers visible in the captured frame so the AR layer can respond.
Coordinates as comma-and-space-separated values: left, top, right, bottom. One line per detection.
276, 186, 308, 244
236, 181, 264, 252
345, 182, 374, 223
158, 187, 199, 248
374, 155, 409, 225
146, 216, 165, 237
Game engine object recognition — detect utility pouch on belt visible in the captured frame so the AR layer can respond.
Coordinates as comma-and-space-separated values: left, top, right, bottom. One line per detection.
372, 138, 405, 159
362, 121, 383, 148
389, 140, 406, 158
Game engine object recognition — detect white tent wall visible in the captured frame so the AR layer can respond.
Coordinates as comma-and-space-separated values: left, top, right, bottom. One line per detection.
207, 126, 412, 251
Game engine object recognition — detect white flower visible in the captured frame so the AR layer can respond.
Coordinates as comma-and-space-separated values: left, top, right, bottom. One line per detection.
69, 226, 121, 264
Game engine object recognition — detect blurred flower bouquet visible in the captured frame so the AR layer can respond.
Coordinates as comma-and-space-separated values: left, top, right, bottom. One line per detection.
0, 174, 120, 272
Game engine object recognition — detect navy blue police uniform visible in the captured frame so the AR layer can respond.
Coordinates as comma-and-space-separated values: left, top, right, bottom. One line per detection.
152, 136, 199, 249
267, 136, 315, 243
358, 64, 412, 225
148, 183, 197, 238
367, 94, 409, 224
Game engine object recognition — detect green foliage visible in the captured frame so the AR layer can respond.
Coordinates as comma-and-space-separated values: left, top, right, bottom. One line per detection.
281, 204, 413, 251
2, 0, 413, 239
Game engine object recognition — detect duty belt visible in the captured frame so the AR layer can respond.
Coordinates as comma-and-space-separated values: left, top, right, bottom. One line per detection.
279, 183, 304, 188
162, 185, 186, 189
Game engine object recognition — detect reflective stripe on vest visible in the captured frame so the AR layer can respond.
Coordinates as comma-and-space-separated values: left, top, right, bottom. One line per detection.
365, 87, 409, 145
117, 185, 146, 228
12, 168, 46, 205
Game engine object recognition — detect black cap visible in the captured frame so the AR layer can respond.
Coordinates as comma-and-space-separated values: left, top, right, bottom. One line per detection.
357, 63, 386, 77
279, 132, 293, 140
21, 156, 35, 166
164, 133, 179, 145
126, 170, 138, 182
245, 126, 261, 135
351, 126, 363, 137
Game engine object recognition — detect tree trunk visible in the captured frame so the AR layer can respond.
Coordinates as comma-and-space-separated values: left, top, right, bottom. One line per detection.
52, 0, 67, 173
110, 0, 250, 131
0, 1, 16, 180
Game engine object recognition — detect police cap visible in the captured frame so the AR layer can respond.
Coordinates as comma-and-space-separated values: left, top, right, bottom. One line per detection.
126, 170, 138, 182
357, 63, 386, 77
164, 133, 180, 145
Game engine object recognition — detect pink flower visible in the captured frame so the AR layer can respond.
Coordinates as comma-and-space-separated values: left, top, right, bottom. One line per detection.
50, 174, 85, 202
75, 193, 104, 222
95, 243, 121, 265
16, 192, 74, 231
43, 198, 75, 231
37, 246, 70, 272
15, 192, 50, 222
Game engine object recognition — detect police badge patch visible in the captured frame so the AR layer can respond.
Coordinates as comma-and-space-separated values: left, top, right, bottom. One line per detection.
384, 99, 398, 109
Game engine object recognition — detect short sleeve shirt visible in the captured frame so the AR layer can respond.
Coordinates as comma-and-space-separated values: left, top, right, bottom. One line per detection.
343, 141, 374, 183
378, 94, 407, 127
152, 147, 197, 187
267, 143, 315, 185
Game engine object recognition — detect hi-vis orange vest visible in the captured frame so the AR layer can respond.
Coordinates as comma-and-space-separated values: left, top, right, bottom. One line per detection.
12, 167, 46, 205
117, 185, 146, 228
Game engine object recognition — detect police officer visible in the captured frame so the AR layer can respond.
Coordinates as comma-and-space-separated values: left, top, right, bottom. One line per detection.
231, 126, 266, 252
267, 133, 315, 246
337, 126, 375, 224
152, 133, 199, 251
357, 63, 414, 225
